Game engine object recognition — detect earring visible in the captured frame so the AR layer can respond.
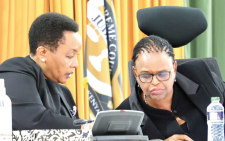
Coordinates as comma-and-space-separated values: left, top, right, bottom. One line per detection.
144, 93, 147, 104
174, 78, 176, 82
138, 84, 140, 87
41, 58, 45, 62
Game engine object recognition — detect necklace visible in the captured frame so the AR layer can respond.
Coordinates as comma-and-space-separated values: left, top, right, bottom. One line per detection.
143, 93, 172, 112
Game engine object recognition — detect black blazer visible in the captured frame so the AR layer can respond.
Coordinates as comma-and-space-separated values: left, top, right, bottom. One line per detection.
0, 56, 80, 130
116, 59, 225, 140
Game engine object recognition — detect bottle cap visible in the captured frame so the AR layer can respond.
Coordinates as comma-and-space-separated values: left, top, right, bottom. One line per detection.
211, 97, 220, 102
0, 79, 6, 94
0, 79, 4, 87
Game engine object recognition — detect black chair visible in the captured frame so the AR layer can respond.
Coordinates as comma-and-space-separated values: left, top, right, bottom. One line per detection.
128, 6, 223, 92
137, 6, 207, 48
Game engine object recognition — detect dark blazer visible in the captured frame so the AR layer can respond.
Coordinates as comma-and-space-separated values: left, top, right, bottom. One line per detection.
116, 59, 225, 140
0, 56, 80, 130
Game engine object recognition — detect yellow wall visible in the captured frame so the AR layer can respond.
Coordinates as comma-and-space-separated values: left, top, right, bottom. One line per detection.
0, 0, 184, 119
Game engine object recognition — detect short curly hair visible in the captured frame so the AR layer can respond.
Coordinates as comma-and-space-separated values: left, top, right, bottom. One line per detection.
29, 12, 79, 55
132, 35, 174, 66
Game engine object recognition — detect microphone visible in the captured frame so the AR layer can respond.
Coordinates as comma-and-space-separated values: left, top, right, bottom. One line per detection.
73, 119, 94, 126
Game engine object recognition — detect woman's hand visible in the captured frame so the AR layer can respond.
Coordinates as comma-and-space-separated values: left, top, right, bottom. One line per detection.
81, 122, 93, 130
164, 134, 193, 141
87, 122, 93, 129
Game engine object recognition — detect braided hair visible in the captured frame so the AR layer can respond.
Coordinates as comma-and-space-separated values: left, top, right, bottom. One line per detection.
132, 35, 175, 66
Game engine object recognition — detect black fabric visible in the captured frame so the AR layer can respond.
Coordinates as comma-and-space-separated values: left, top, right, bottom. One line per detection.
180, 122, 188, 134
116, 59, 225, 140
0, 56, 80, 130
176, 58, 223, 79
136, 83, 207, 140
177, 59, 224, 114
116, 97, 130, 110
137, 6, 207, 47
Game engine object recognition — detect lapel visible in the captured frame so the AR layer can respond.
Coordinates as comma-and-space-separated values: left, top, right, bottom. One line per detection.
176, 72, 211, 116
55, 84, 74, 118
47, 81, 73, 118
176, 58, 225, 116
129, 83, 165, 138
129, 84, 146, 125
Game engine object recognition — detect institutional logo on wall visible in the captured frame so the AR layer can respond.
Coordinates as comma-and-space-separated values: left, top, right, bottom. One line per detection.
85, 0, 123, 119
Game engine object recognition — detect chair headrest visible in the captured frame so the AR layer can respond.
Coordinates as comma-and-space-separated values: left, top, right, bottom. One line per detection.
137, 6, 207, 47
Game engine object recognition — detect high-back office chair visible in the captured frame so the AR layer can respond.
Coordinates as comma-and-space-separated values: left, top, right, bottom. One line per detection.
127, 6, 224, 93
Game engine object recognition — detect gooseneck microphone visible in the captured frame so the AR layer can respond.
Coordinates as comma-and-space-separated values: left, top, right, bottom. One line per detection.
73, 119, 94, 126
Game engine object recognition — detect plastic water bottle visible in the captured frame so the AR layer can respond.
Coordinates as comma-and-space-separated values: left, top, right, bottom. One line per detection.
0, 79, 12, 141
207, 97, 224, 141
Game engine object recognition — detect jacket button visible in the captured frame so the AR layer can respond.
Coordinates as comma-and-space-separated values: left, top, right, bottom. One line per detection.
173, 110, 177, 114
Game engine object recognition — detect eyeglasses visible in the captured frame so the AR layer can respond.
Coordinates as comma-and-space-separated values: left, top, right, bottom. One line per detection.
138, 71, 171, 83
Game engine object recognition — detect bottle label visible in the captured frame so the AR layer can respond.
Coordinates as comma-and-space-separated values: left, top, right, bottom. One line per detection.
0, 135, 12, 141
207, 111, 224, 121
0, 99, 12, 138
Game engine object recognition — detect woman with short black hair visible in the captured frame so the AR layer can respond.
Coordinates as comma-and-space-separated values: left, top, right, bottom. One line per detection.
0, 12, 83, 130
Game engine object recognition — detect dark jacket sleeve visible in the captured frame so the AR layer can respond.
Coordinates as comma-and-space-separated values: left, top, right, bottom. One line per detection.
211, 72, 225, 107
0, 72, 80, 130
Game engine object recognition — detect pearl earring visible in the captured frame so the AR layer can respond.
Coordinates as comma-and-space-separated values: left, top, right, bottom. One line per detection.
174, 78, 176, 82
41, 58, 45, 62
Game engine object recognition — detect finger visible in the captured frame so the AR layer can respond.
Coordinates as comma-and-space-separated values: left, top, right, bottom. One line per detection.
172, 134, 193, 141
88, 122, 93, 129
179, 135, 193, 141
